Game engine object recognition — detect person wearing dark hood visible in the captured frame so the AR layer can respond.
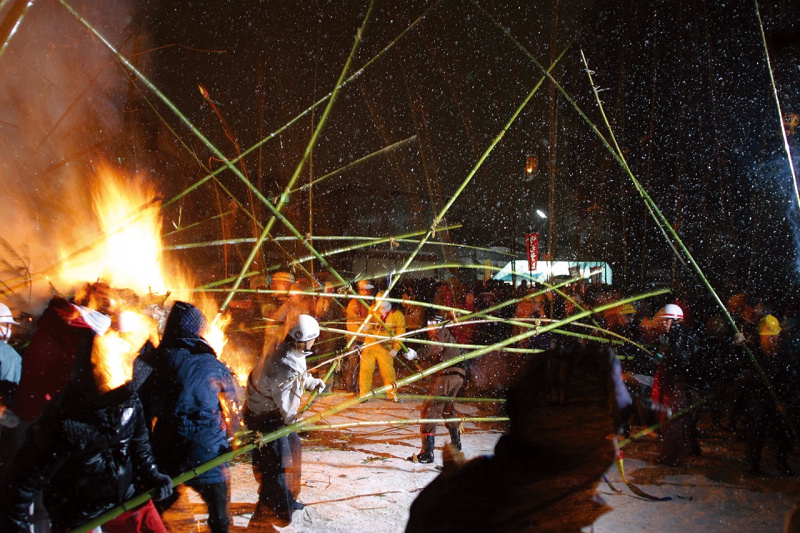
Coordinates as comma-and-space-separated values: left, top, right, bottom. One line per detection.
244, 314, 325, 530
1, 303, 173, 533
138, 301, 242, 533
405, 344, 631, 532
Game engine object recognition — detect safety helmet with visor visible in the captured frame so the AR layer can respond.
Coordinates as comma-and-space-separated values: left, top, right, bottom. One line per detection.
660, 304, 684, 321
289, 314, 320, 342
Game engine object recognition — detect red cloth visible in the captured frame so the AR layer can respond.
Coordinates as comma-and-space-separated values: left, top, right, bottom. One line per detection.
13, 297, 95, 422
103, 501, 168, 533
650, 366, 662, 406
50, 501, 167, 533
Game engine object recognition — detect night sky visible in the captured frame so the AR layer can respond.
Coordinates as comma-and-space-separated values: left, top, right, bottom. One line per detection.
2, 0, 800, 306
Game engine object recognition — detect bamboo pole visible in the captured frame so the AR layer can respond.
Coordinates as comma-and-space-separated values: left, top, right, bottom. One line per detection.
158, 2, 444, 210
0, 0, 34, 63
303, 416, 509, 432
220, 0, 375, 312
76, 287, 667, 532
56, 0, 369, 311
753, 0, 800, 213
334, 44, 573, 392
579, 52, 794, 437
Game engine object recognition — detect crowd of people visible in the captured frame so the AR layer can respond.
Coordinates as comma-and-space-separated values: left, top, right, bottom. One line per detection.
0, 273, 798, 531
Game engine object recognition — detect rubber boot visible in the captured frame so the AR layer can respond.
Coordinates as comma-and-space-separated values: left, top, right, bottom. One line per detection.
448, 426, 462, 451
407, 435, 435, 463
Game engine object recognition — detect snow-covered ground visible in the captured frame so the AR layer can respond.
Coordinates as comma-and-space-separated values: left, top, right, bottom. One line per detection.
160, 393, 797, 532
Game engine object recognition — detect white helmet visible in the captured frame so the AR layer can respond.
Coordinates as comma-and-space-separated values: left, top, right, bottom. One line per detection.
0, 303, 17, 324
356, 279, 375, 291
289, 314, 320, 342
660, 303, 684, 321
375, 290, 392, 314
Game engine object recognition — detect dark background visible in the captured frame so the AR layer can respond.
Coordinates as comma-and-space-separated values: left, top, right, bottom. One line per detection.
3, 0, 800, 305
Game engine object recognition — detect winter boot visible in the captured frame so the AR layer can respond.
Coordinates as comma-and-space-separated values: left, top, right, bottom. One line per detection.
407, 435, 435, 463
248, 503, 287, 531
448, 426, 462, 451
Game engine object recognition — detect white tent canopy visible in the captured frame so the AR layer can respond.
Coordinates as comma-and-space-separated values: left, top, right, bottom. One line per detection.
493, 260, 612, 285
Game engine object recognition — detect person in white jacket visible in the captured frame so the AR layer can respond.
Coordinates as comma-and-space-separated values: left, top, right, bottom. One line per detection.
244, 314, 325, 529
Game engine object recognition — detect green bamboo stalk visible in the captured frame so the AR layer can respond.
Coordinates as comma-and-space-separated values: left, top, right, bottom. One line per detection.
78, 288, 667, 532
480, 4, 790, 435
220, 0, 374, 312
166, 225, 462, 252
56, 0, 367, 311
302, 416, 509, 432
370, 394, 505, 403
579, 52, 793, 437
0, 0, 34, 63
331, 43, 573, 393
753, 0, 800, 212
159, 1, 444, 210
472, 3, 691, 270
291, 135, 418, 193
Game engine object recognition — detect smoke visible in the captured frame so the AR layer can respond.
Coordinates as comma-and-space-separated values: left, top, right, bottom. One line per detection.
0, 1, 139, 313
757, 146, 800, 285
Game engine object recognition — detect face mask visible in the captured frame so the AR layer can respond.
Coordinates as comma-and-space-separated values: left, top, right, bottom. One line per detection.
0, 324, 11, 342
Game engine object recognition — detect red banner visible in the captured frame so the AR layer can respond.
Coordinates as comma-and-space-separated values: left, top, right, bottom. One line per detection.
526, 233, 538, 271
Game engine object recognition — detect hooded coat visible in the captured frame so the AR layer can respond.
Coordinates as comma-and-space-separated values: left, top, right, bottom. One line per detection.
139, 302, 241, 485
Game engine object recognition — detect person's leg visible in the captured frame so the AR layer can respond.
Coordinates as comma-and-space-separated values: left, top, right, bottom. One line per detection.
192, 481, 230, 533
374, 347, 397, 400
342, 352, 359, 392
442, 374, 465, 449
287, 432, 303, 502
359, 346, 377, 396
252, 435, 293, 525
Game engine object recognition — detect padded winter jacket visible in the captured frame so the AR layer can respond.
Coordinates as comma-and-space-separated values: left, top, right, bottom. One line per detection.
2, 387, 163, 532
142, 337, 241, 485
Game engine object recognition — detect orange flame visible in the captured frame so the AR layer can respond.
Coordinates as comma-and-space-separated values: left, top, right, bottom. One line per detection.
54, 163, 244, 388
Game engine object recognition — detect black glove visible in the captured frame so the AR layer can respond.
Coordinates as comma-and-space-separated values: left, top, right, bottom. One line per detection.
152, 471, 174, 501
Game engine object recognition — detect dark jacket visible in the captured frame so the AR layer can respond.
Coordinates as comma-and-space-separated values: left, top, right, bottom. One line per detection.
419, 327, 464, 376
406, 346, 631, 532
660, 321, 701, 390
140, 302, 242, 485
2, 379, 163, 531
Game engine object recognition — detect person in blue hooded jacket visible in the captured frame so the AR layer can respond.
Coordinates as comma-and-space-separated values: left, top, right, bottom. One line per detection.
139, 301, 242, 533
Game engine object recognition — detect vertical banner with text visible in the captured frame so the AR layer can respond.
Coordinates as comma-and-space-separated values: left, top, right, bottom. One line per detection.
526, 233, 538, 272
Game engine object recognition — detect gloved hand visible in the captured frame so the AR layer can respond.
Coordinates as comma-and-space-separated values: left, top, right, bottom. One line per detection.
0, 407, 20, 428
733, 332, 746, 346
151, 472, 173, 501
389, 349, 398, 358
314, 379, 326, 393
404, 348, 418, 361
